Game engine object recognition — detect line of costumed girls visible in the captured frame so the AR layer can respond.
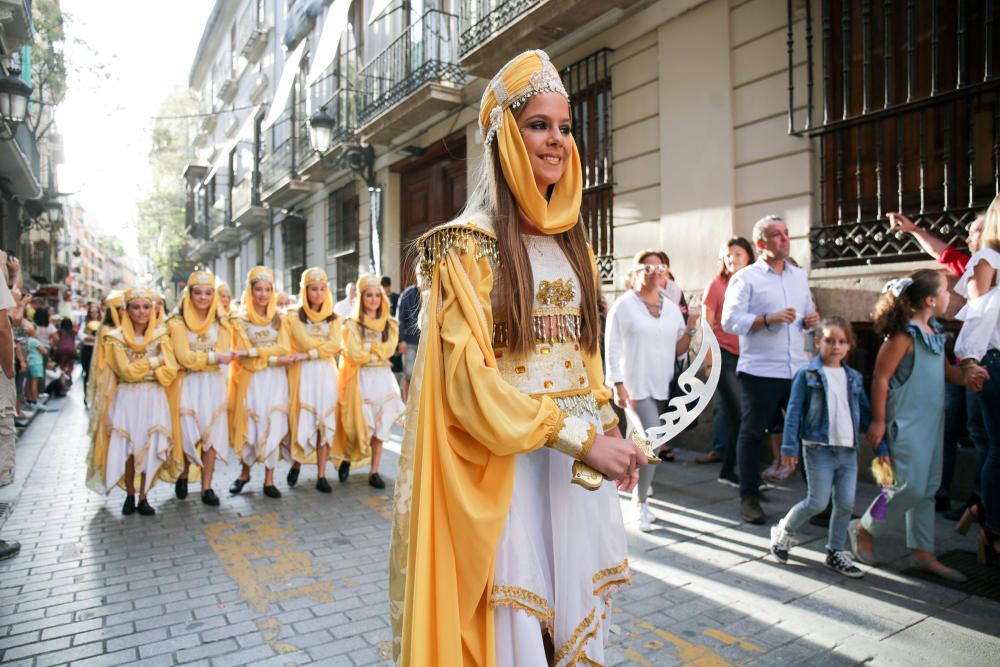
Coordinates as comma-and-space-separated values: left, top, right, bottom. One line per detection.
84, 268, 405, 515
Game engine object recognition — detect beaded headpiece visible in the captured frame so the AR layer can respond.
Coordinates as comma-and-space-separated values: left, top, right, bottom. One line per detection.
480, 49, 569, 146
124, 287, 156, 304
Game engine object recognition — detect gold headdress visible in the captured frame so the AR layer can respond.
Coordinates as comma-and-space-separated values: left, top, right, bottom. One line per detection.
243, 266, 277, 326
299, 267, 334, 322
478, 49, 582, 235
180, 270, 219, 335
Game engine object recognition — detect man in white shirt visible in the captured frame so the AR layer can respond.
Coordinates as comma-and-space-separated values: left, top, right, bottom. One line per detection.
0, 250, 21, 561
333, 281, 358, 319
722, 216, 820, 524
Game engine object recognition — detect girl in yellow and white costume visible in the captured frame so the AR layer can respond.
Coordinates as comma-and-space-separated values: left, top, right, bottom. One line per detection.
101, 287, 179, 516
332, 274, 405, 490
285, 268, 342, 493
228, 267, 291, 499
167, 271, 235, 506
391, 50, 647, 666
85, 291, 126, 494
216, 280, 233, 315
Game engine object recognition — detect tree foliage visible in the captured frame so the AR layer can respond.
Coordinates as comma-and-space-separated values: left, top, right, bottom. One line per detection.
136, 87, 199, 290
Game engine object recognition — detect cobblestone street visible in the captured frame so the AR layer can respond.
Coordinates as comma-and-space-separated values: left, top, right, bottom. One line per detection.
1, 388, 999, 666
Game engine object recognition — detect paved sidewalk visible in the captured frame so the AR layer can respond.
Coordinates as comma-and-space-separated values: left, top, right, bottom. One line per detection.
0, 386, 998, 666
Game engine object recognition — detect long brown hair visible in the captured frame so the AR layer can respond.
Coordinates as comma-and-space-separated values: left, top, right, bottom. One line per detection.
490, 148, 599, 357
871, 268, 942, 338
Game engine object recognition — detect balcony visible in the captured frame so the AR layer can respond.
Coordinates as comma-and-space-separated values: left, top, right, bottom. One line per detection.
217, 69, 239, 104
458, 0, 633, 78
259, 109, 316, 209
232, 176, 269, 232
236, 0, 271, 65
0, 0, 33, 50
357, 10, 465, 145
209, 194, 239, 247
188, 222, 218, 263
0, 122, 42, 200
299, 85, 359, 181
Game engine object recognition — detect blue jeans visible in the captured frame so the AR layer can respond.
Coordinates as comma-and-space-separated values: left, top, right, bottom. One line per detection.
779, 444, 858, 552
736, 373, 791, 498
977, 350, 1000, 532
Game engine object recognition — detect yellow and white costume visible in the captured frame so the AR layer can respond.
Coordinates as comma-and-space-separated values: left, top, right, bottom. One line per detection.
85, 290, 124, 493
390, 51, 628, 666
229, 267, 291, 469
100, 288, 179, 495
167, 271, 233, 471
332, 274, 405, 466
287, 268, 342, 464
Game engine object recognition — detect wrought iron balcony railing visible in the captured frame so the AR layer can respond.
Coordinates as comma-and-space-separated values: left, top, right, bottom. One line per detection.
357, 10, 465, 126
459, 0, 538, 55
236, 0, 271, 64
260, 108, 312, 194
311, 85, 359, 149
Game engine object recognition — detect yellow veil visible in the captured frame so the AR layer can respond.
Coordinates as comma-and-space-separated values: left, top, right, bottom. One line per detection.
242, 266, 277, 325
119, 287, 163, 352
299, 267, 334, 322
180, 270, 219, 335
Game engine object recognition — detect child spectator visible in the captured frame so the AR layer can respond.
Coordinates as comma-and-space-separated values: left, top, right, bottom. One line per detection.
770, 316, 872, 577
849, 269, 987, 582
23, 322, 47, 408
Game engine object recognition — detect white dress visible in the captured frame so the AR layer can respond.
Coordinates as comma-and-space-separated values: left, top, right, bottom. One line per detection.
178, 322, 230, 466
492, 234, 629, 666
295, 319, 339, 456
242, 320, 289, 468
355, 322, 406, 441
105, 329, 173, 495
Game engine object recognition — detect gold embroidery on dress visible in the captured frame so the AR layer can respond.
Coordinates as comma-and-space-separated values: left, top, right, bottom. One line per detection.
537, 278, 575, 308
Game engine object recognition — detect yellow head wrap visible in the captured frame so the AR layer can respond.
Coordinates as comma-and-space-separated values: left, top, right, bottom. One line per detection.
180, 270, 219, 335
243, 266, 277, 326
353, 273, 390, 333
479, 49, 582, 235
215, 280, 232, 314
299, 267, 334, 322
103, 290, 125, 328
120, 287, 162, 352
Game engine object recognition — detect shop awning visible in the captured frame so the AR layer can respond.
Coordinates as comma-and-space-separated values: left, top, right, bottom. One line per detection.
306, 0, 352, 86
261, 41, 307, 131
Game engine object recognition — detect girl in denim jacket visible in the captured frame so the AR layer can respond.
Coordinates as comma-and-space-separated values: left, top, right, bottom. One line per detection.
770, 316, 872, 577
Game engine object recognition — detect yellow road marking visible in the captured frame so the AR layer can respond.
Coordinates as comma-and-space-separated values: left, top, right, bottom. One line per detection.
703, 629, 766, 653
624, 648, 652, 666
205, 513, 337, 656
361, 495, 393, 519
634, 620, 735, 667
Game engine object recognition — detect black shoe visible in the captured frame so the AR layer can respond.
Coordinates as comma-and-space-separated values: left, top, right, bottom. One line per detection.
229, 477, 250, 495
935, 494, 951, 513
175, 477, 188, 500
136, 499, 156, 516
316, 477, 332, 493
717, 469, 740, 488
741, 496, 766, 525
201, 489, 220, 506
122, 494, 136, 515
368, 473, 385, 490
287, 465, 300, 487
0, 539, 21, 561
338, 461, 350, 483
263, 485, 282, 499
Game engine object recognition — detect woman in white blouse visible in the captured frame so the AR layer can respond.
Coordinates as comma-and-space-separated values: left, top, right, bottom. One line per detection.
955, 195, 1000, 565
606, 249, 696, 531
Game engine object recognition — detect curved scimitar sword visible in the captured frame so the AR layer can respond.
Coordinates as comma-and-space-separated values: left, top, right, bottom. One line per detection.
571, 317, 722, 490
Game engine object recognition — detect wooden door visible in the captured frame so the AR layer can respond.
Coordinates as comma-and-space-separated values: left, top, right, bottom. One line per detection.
397, 134, 466, 286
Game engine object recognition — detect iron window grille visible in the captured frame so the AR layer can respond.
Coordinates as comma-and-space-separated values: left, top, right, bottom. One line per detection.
356, 9, 465, 126
787, 0, 999, 268
327, 185, 360, 297
459, 0, 539, 55
562, 49, 615, 284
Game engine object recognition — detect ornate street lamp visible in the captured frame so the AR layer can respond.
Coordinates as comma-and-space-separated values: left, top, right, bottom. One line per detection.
308, 106, 336, 153
0, 74, 32, 125
45, 199, 63, 225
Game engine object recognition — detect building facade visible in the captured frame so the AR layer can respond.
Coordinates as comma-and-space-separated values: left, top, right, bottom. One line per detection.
183, 0, 999, 352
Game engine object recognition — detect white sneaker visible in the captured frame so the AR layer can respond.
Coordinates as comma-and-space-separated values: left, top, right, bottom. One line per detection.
637, 503, 655, 532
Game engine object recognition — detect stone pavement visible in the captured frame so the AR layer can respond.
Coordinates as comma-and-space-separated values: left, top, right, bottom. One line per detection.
0, 385, 998, 666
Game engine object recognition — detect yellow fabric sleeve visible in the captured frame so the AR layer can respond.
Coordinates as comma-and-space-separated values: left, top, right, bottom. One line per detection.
168, 317, 213, 371
369, 320, 399, 362
289, 315, 342, 359
236, 315, 291, 371
152, 334, 179, 388
105, 340, 154, 383
342, 320, 372, 365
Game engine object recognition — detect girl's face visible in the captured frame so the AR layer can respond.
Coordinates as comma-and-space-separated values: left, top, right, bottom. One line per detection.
252, 280, 273, 309
190, 284, 214, 311
219, 290, 231, 308
127, 299, 152, 327
515, 92, 572, 196
87, 306, 100, 321
362, 286, 382, 315
817, 325, 851, 367
634, 255, 667, 290
277, 293, 290, 308
724, 244, 751, 275
930, 276, 950, 316
306, 283, 327, 309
